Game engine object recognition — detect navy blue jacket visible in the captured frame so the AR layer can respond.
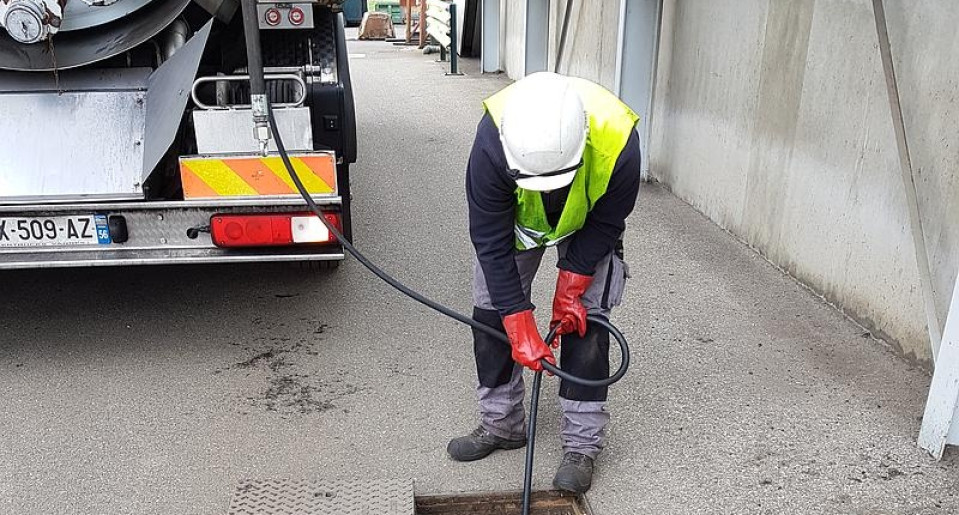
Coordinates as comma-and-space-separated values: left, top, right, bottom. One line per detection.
467, 113, 642, 316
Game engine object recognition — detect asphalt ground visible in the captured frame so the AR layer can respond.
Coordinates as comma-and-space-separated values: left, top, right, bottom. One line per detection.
1, 33, 958, 515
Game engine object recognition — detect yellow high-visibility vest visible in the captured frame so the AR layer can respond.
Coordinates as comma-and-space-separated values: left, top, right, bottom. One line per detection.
483, 77, 639, 250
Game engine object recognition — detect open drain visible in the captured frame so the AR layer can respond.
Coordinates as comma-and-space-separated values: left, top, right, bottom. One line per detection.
416, 491, 591, 515
227, 479, 591, 515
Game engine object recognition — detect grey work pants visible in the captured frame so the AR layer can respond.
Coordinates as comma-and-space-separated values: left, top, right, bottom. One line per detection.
472, 240, 628, 459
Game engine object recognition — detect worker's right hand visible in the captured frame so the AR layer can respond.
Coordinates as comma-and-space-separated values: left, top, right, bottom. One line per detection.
502, 310, 556, 372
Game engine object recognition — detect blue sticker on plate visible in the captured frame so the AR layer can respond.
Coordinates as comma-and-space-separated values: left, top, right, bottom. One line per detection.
95, 214, 111, 244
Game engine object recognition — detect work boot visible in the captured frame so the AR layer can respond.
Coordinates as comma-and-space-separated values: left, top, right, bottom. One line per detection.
447, 426, 526, 462
552, 452, 594, 493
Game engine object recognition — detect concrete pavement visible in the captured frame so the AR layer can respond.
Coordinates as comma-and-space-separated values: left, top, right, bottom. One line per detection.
0, 34, 957, 515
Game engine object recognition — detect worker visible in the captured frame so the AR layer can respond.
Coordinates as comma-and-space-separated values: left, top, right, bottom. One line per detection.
447, 71, 642, 494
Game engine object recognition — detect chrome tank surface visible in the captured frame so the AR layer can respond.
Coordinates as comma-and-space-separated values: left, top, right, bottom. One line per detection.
0, 0, 192, 71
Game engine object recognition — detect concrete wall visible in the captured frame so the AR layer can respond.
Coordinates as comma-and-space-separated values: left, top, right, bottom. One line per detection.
550, 0, 620, 90
500, 0, 620, 88
649, 0, 959, 365
501, 0, 526, 78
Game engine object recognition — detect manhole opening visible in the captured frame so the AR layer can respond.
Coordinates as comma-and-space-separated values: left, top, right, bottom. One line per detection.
415, 490, 591, 515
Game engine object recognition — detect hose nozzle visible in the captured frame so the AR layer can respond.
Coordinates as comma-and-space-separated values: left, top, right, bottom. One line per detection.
251, 94, 271, 156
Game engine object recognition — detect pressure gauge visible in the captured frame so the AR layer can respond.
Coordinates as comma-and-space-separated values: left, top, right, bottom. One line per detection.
3, 2, 47, 44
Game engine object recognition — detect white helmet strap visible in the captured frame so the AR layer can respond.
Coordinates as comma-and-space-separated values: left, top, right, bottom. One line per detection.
508, 158, 584, 181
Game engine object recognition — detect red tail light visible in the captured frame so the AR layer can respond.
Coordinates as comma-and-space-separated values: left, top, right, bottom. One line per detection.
264, 7, 282, 26
289, 6, 305, 25
210, 212, 340, 248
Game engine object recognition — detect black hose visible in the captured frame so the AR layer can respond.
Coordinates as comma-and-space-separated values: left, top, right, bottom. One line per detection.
267, 105, 509, 342
524, 370, 544, 513
523, 317, 628, 514
269, 105, 627, 514
269, 102, 628, 382
240, 0, 266, 97
250, 16, 630, 515
270, 103, 628, 514
240, 0, 270, 147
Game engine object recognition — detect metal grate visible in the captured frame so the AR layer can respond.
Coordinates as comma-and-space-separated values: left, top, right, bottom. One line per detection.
227, 478, 415, 515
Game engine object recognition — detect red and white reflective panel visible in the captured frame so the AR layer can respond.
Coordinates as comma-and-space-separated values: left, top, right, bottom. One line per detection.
289, 7, 305, 25
210, 212, 340, 248
264, 8, 282, 26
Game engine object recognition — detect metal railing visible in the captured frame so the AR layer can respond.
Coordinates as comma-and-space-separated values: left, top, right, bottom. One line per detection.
426, 0, 462, 75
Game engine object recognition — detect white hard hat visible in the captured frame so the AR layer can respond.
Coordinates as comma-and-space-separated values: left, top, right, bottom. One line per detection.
498, 72, 588, 192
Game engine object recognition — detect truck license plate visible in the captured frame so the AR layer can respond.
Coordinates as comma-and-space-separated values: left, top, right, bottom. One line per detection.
0, 215, 111, 248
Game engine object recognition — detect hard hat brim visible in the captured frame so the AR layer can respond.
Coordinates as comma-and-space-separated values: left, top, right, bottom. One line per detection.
501, 125, 586, 192
515, 169, 578, 192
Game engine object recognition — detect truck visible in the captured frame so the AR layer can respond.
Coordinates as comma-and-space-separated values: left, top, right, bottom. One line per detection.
0, 0, 357, 269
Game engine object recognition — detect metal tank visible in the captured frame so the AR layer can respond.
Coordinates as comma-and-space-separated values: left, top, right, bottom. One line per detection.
0, 0, 343, 70
0, 0, 357, 269
0, 0, 215, 201
0, 0, 206, 70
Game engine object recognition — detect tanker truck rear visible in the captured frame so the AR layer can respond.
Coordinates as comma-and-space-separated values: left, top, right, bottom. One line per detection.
0, 0, 356, 268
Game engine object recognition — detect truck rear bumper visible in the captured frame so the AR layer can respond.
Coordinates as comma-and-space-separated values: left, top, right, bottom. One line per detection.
0, 197, 344, 269
0, 248, 345, 269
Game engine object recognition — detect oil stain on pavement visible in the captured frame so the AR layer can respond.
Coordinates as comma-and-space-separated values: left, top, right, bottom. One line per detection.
215, 321, 364, 416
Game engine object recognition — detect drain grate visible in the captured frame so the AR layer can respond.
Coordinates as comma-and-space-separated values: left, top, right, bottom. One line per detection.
415, 491, 591, 515
227, 478, 415, 515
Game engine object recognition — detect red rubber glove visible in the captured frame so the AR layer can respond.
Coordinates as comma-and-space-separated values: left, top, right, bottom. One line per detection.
502, 310, 556, 372
550, 269, 593, 345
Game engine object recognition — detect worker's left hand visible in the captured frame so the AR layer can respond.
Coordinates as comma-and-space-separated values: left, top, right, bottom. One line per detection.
550, 269, 593, 346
